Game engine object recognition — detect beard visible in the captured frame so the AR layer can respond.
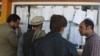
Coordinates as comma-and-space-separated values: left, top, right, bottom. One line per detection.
79, 31, 83, 36
12, 26, 16, 30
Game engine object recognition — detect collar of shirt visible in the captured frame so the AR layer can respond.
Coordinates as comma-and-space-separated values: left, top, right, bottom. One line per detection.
6, 23, 15, 31
47, 31, 62, 38
86, 32, 95, 41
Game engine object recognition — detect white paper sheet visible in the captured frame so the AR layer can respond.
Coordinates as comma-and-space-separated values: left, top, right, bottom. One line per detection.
62, 22, 70, 39
16, 6, 23, 23
69, 24, 82, 46
86, 9, 98, 25
82, 36, 86, 45
23, 6, 29, 24
19, 23, 28, 33
73, 10, 86, 24
36, 7, 43, 16
64, 6, 75, 21
30, 6, 43, 22
52, 6, 64, 15
43, 6, 53, 20
30, 7, 36, 22
16, 6, 28, 24
42, 21, 50, 33
16, 6, 29, 33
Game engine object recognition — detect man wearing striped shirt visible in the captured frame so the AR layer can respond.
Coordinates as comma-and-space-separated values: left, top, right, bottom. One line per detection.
79, 18, 100, 56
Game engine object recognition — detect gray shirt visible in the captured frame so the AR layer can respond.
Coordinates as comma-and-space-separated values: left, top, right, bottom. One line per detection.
82, 32, 100, 56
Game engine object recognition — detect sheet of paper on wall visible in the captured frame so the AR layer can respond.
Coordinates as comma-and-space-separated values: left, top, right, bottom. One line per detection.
22, 6, 28, 24
86, 9, 98, 25
52, 6, 63, 15
16, 6, 24, 23
16, 6, 29, 33
19, 23, 28, 34
63, 6, 75, 21
69, 24, 82, 47
16, 6, 28, 24
30, 7, 43, 22
73, 10, 86, 25
30, 7, 36, 22
36, 7, 43, 16
62, 22, 70, 39
42, 21, 50, 33
43, 6, 53, 20
81, 36, 86, 45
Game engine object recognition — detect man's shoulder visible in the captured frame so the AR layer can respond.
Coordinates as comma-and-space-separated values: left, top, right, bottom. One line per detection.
87, 33, 100, 45
0, 23, 8, 29
64, 38, 75, 47
91, 33, 100, 40
0, 23, 14, 33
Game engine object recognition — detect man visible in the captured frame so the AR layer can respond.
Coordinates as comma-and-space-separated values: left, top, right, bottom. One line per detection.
30, 15, 78, 56
79, 18, 100, 56
0, 14, 21, 56
17, 16, 45, 56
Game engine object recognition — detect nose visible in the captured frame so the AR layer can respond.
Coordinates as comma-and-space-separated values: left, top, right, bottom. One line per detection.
78, 29, 81, 33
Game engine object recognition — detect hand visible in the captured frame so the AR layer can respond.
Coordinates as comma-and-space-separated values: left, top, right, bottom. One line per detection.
16, 26, 21, 32
16, 26, 22, 38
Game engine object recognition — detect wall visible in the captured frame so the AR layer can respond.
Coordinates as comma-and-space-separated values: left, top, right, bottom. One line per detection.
0, 0, 100, 2
0, 0, 99, 24
12, 0, 100, 2
0, 0, 12, 24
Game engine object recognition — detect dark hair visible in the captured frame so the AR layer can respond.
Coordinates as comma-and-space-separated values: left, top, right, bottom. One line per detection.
28, 24, 32, 30
50, 15, 67, 32
83, 18, 94, 30
32, 24, 40, 27
7, 14, 20, 23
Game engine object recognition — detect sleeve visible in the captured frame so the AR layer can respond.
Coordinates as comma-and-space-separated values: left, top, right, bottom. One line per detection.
17, 30, 22, 39
30, 41, 37, 56
17, 35, 24, 56
69, 43, 78, 56
8, 31, 18, 48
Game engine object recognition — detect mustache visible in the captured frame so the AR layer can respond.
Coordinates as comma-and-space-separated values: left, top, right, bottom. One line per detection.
12, 27, 16, 30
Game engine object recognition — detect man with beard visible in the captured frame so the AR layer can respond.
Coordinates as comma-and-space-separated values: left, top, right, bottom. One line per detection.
79, 19, 100, 56
0, 14, 21, 56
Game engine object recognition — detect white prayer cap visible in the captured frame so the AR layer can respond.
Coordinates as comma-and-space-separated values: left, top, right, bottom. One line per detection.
30, 16, 44, 25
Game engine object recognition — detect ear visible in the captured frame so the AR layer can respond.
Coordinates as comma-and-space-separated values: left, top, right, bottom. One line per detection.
10, 21, 15, 26
87, 26, 91, 30
60, 27, 65, 33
